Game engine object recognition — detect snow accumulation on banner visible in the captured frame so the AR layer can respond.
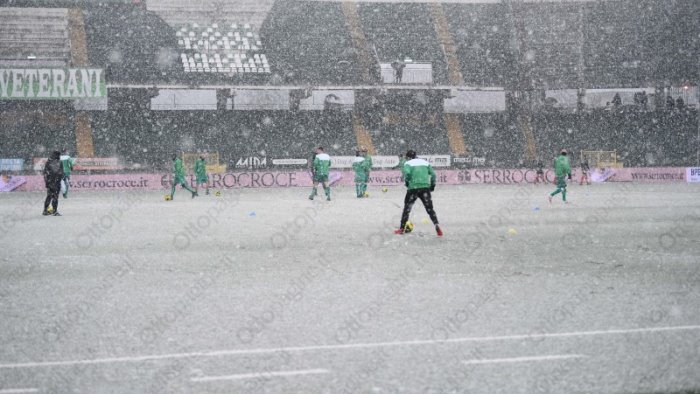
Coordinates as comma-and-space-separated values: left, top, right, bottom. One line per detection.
8, 167, 690, 192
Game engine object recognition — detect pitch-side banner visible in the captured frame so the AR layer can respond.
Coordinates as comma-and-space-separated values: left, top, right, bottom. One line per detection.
331, 156, 400, 168
686, 167, 700, 183
33, 157, 123, 171
0, 175, 26, 192
10, 167, 689, 191
0, 68, 106, 99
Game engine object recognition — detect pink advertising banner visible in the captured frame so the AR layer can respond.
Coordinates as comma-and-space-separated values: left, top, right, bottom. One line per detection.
9, 167, 687, 192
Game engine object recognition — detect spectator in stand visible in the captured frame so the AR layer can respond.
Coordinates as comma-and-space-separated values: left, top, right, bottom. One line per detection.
611, 93, 622, 108
676, 97, 685, 111
391, 58, 405, 83
640, 91, 648, 110
666, 95, 676, 111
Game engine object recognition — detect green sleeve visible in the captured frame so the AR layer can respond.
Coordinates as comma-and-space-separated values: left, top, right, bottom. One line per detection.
402, 164, 412, 185
429, 166, 436, 185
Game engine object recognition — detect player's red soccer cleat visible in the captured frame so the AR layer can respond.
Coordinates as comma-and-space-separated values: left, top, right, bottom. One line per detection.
394, 228, 405, 235
436, 225, 443, 237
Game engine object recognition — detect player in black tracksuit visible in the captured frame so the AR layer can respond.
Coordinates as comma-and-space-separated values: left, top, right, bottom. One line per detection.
43, 150, 64, 216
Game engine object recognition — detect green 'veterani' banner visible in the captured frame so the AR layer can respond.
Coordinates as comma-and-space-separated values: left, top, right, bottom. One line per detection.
0, 68, 106, 100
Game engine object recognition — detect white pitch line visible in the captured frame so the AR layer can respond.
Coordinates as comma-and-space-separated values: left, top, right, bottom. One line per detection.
1, 325, 699, 369
462, 354, 585, 365
0, 388, 39, 394
191, 368, 330, 383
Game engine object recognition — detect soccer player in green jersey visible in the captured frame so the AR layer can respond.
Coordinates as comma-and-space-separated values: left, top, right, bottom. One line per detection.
361, 146, 372, 197
309, 146, 331, 201
548, 149, 572, 203
352, 150, 369, 198
60, 148, 75, 198
194, 155, 210, 195
395, 150, 442, 236
170, 155, 196, 200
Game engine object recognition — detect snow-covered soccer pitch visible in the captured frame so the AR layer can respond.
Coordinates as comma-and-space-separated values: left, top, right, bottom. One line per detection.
1, 183, 699, 393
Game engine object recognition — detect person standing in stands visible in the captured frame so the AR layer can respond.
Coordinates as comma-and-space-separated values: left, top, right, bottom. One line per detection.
612, 93, 622, 108
579, 160, 591, 186
676, 97, 685, 111
309, 146, 331, 201
548, 149, 572, 204
170, 155, 197, 200
395, 150, 442, 237
666, 96, 675, 111
60, 148, 75, 198
194, 155, 210, 195
43, 150, 64, 216
391, 58, 405, 83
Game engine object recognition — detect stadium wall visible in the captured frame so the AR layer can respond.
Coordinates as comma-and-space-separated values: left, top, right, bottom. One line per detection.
3, 167, 691, 193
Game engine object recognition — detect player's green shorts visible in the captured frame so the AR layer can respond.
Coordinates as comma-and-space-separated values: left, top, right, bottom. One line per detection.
173, 175, 187, 186
313, 174, 329, 183
196, 175, 208, 184
556, 176, 567, 188
354, 174, 368, 183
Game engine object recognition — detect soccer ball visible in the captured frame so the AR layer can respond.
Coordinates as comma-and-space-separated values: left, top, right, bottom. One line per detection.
403, 221, 414, 233
164, 195, 172, 201
47, 205, 54, 214
363, 192, 369, 198
215, 190, 221, 197
382, 187, 388, 193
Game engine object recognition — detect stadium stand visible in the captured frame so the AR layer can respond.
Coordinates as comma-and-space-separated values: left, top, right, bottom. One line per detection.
91, 92, 356, 169
147, 0, 276, 32
584, 0, 699, 87
0, 7, 70, 67
518, 2, 583, 89
358, 3, 447, 85
372, 120, 451, 157
443, 3, 512, 88
532, 110, 698, 167
458, 113, 524, 168
176, 22, 269, 75
0, 101, 76, 161
261, 0, 361, 85
82, 4, 182, 84
2, 0, 698, 172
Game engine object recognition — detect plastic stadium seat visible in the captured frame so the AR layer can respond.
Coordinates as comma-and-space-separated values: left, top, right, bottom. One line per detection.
174, 20, 270, 75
